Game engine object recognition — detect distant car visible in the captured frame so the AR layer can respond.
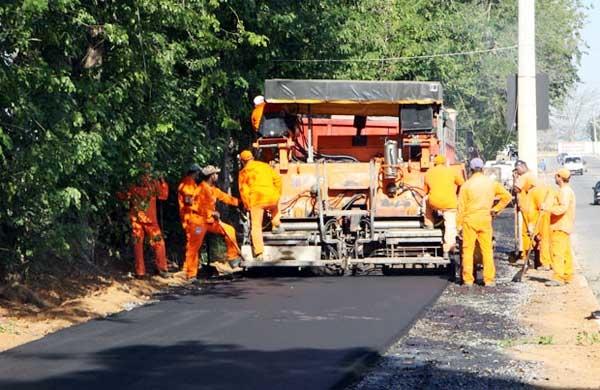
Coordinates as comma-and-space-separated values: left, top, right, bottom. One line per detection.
594, 181, 600, 205
557, 153, 568, 165
563, 155, 585, 175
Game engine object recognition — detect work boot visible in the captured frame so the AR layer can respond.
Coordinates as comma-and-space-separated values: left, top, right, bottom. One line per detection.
213, 261, 234, 276
545, 280, 563, 287
485, 282, 496, 287
157, 270, 172, 278
229, 257, 242, 268
272, 225, 285, 234
135, 274, 148, 280
254, 253, 264, 262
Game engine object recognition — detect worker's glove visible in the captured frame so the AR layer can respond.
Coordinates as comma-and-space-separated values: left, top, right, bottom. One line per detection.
212, 211, 220, 220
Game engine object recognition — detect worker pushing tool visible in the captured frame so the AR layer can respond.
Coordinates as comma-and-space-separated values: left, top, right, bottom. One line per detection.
542, 168, 576, 286
181, 165, 242, 280
457, 158, 512, 287
119, 167, 170, 279
424, 154, 465, 257
238, 150, 284, 261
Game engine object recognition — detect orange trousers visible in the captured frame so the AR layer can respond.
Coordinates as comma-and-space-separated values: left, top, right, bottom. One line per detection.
250, 204, 281, 256
183, 221, 239, 279
550, 230, 574, 283
461, 221, 495, 285
131, 221, 167, 276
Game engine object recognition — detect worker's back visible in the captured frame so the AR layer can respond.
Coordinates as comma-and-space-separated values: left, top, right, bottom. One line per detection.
424, 165, 464, 209
239, 160, 281, 207
458, 172, 502, 225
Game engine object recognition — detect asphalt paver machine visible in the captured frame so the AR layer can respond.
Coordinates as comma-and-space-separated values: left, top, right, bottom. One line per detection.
242, 79, 462, 275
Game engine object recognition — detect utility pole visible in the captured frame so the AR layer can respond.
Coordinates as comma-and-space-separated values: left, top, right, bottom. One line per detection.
518, 0, 537, 172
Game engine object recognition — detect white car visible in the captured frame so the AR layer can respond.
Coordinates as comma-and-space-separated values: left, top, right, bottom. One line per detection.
563, 155, 585, 175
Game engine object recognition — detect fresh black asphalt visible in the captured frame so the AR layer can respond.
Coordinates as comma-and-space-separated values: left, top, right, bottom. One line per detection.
0, 274, 448, 390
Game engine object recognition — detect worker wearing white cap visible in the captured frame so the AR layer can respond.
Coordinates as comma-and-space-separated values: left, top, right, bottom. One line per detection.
251, 95, 266, 132
457, 158, 512, 287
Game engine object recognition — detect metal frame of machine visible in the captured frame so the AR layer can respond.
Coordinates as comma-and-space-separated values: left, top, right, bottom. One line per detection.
241, 79, 462, 275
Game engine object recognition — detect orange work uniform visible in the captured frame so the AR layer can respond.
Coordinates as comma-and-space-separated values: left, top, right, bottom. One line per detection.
177, 175, 200, 276
547, 184, 576, 283
457, 172, 512, 285
251, 102, 265, 132
181, 181, 240, 279
424, 164, 465, 252
238, 160, 282, 256
515, 171, 538, 255
527, 185, 553, 267
121, 177, 169, 276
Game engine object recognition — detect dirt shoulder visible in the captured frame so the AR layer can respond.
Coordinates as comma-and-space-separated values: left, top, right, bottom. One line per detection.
509, 266, 600, 389
0, 272, 190, 352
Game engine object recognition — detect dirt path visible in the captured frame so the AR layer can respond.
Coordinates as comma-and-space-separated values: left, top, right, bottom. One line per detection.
509, 266, 600, 389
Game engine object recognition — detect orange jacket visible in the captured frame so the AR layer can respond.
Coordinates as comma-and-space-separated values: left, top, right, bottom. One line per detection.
121, 176, 168, 224
239, 160, 282, 208
457, 172, 512, 229
196, 181, 239, 223
547, 184, 576, 234
177, 175, 200, 227
424, 165, 464, 210
251, 102, 265, 132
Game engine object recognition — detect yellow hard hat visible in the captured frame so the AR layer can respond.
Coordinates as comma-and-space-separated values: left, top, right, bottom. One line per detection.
239, 150, 254, 162
433, 155, 446, 165
556, 168, 571, 180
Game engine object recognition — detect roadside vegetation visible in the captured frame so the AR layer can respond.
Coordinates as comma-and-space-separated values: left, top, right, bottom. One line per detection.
0, 0, 586, 286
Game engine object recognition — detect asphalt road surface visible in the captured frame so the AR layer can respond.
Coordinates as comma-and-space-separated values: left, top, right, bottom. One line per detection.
0, 274, 448, 390
568, 154, 600, 299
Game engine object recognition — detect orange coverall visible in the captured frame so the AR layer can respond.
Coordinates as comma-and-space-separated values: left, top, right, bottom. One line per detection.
251, 102, 265, 132
238, 160, 282, 256
424, 164, 465, 252
527, 185, 553, 267
181, 181, 240, 279
122, 177, 169, 276
546, 185, 576, 283
514, 172, 538, 256
457, 172, 512, 285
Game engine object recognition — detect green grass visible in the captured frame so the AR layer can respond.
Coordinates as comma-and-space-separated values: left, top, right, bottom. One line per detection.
576, 331, 600, 346
500, 335, 555, 348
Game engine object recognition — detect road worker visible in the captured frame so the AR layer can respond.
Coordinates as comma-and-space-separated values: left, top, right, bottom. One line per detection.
457, 158, 512, 287
119, 170, 170, 279
513, 160, 553, 269
542, 168, 576, 286
424, 154, 465, 257
177, 163, 202, 276
251, 95, 266, 132
182, 165, 242, 279
238, 150, 283, 261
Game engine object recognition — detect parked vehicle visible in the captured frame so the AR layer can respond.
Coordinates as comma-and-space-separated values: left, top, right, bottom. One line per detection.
563, 155, 585, 175
594, 181, 600, 205
557, 152, 568, 165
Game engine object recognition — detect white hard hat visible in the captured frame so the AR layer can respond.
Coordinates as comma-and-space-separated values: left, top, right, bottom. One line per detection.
253, 95, 265, 106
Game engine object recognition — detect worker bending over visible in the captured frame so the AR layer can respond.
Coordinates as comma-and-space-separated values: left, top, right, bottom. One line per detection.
238, 150, 283, 261
513, 160, 551, 268
424, 154, 465, 257
119, 170, 170, 279
457, 158, 512, 287
177, 163, 202, 277
542, 168, 576, 286
182, 165, 242, 279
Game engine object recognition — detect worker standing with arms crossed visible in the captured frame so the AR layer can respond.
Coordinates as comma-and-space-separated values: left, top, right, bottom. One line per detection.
457, 158, 512, 287
119, 167, 170, 279
542, 168, 576, 286
238, 150, 284, 261
424, 154, 465, 258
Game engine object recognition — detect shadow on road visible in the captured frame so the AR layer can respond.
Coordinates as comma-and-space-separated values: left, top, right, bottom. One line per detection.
0, 340, 566, 390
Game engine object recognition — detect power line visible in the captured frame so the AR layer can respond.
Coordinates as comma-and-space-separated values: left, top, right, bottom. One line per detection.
273, 45, 518, 63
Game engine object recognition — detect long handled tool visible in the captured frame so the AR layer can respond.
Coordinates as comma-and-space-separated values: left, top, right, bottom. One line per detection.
215, 220, 245, 260
512, 191, 551, 282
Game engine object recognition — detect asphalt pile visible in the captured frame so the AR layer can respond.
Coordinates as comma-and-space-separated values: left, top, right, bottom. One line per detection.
348, 212, 540, 389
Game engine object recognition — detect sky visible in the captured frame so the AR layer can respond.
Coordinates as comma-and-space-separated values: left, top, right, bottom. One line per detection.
578, 1, 600, 87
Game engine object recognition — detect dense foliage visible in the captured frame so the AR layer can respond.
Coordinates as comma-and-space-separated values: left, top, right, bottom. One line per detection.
0, 0, 585, 279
